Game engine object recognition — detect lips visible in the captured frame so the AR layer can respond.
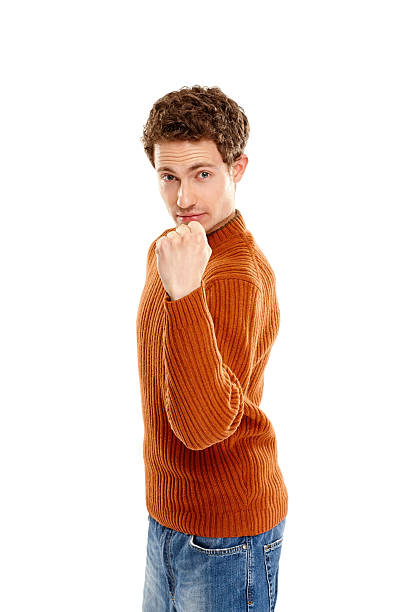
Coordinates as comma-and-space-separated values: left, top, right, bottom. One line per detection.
178, 213, 204, 217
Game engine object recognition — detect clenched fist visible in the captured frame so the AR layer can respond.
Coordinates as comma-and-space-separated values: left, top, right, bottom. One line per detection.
155, 220, 212, 301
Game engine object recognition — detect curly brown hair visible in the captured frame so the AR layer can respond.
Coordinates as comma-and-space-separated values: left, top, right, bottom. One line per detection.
140, 85, 250, 174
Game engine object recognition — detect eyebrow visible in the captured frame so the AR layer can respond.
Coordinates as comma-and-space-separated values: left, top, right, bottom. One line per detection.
156, 162, 218, 173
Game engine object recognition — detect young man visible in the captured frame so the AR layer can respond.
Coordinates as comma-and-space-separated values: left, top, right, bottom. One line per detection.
137, 85, 289, 611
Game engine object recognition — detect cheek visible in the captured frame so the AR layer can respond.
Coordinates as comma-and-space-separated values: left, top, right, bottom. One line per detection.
211, 181, 226, 199
159, 183, 171, 196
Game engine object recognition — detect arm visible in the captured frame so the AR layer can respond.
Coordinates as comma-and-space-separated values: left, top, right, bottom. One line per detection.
162, 277, 262, 450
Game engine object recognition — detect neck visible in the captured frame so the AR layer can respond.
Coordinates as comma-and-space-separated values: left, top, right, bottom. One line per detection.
206, 208, 236, 235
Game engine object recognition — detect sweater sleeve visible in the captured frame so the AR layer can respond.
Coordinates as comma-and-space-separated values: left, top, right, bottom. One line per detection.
162, 277, 262, 450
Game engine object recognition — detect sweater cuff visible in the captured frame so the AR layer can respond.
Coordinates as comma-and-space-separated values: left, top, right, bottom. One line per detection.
163, 280, 212, 330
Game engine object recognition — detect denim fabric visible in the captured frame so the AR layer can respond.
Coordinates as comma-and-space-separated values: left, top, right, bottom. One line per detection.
142, 513, 286, 611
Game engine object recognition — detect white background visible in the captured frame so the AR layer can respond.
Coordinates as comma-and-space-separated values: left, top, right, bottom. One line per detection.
1, 1, 407, 610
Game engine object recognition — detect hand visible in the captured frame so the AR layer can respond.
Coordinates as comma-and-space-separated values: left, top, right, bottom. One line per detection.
155, 221, 212, 301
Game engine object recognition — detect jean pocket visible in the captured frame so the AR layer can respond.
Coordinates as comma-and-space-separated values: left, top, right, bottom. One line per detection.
188, 534, 248, 556
264, 535, 284, 611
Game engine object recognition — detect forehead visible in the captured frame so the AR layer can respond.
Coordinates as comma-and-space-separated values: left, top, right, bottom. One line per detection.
153, 138, 222, 169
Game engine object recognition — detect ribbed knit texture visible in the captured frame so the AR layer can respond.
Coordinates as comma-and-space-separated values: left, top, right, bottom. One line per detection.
136, 208, 288, 537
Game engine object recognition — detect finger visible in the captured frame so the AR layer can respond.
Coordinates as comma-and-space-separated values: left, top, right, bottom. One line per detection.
175, 224, 190, 235
165, 230, 181, 240
187, 220, 206, 234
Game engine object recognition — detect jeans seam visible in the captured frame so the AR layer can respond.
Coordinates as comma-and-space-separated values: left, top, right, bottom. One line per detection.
167, 531, 177, 601
246, 535, 254, 608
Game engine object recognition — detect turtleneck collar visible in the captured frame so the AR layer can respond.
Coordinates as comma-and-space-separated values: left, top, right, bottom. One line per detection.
205, 208, 246, 250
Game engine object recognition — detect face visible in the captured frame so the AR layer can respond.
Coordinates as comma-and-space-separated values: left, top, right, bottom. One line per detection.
153, 138, 248, 234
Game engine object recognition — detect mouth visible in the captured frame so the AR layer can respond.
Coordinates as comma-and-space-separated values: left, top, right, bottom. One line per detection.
177, 213, 206, 221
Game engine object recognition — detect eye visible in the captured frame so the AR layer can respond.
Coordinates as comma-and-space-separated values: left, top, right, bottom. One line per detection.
160, 171, 211, 182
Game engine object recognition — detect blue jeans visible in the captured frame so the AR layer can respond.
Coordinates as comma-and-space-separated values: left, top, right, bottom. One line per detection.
142, 513, 287, 611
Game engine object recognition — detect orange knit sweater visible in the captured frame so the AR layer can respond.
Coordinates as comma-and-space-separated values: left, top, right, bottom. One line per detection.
136, 208, 288, 537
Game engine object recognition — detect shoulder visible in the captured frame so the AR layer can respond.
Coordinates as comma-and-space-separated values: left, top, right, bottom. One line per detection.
204, 230, 262, 290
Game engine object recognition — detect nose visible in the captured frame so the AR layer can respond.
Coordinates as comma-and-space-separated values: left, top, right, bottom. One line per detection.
177, 181, 197, 209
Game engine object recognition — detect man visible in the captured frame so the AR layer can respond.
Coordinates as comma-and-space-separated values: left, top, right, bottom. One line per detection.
137, 85, 289, 611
